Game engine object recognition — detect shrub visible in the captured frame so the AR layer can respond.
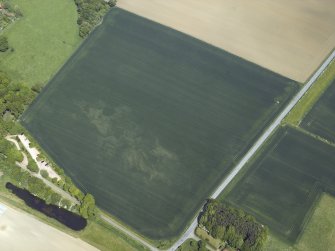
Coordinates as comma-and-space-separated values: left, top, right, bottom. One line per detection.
27, 161, 39, 173
40, 169, 49, 179
0, 35, 9, 52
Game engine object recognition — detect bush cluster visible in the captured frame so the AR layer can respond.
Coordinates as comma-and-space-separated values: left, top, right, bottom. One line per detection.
74, 0, 116, 37
0, 35, 8, 52
0, 72, 35, 117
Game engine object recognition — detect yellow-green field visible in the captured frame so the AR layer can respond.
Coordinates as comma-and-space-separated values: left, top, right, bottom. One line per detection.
265, 193, 335, 251
0, 0, 81, 86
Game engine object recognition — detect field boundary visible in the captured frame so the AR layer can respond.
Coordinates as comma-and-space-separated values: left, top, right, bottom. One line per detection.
283, 59, 335, 126
100, 213, 158, 251
169, 51, 335, 251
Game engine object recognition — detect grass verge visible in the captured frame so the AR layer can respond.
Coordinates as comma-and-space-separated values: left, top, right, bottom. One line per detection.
283, 60, 335, 126
0, 175, 148, 251
195, 227, 223, 249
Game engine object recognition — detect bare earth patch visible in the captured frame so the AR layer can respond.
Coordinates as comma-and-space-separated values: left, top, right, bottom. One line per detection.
117, 0, 335, 83
0, 203, 97, 251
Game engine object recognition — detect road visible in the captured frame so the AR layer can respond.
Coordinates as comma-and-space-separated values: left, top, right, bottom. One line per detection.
168, 50, 335, 251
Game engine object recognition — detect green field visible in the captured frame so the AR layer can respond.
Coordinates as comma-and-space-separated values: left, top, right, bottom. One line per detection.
21, 8, 297, 239
301, 79, 335, 143
0, 0, 80, 86
264, 193, 335, 251
283, 61, 335, 126
223, 126, 335, 243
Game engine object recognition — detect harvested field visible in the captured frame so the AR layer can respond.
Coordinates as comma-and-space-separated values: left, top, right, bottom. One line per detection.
0, 203, 97, 251
223, 127, 335, 243
302, 79, 335, 142
117, 0, 335, 83
21, 9, 297, 239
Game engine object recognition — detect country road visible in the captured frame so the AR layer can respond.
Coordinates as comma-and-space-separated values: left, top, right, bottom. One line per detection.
168, 50, 335, 251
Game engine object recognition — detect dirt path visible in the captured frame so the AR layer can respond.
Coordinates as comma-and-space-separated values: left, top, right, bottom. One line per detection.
18, 134, 61, 180
5, 135, 29, 168
5, 135, 21, 150
5, 135, 79, 205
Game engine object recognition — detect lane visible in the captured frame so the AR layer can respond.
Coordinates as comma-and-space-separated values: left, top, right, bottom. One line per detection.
169, 50, 335, 251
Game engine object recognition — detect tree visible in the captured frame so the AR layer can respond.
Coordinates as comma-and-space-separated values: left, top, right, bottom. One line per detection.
31, 83, 43, 93
74, 0, 113, 37
61, 198, 72, 209
198, 200, 268, 251
68, 184, 84, 200
225, 226, 236, 245
40, 169, 49, 179
108, 0, 117, 7
0, 35, 9, 52
197, 240, 206, 251
83, 193, 95, 205
27, 161, 39, 173
6, 147, 23, 163
50, 192, 62, 205
79, 193, 97, 219
212, 225, 225, 240
79, 22, 92, 37
231, 235, 244, 249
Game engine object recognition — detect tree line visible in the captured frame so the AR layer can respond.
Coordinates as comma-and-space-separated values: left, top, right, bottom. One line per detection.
74, 0, 116, 37
199, 199, 268, 251
0, 71, 97, 220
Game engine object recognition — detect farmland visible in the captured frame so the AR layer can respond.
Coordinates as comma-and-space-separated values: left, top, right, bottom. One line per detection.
117, 0, 335, 83
0, 0, 80, 86
21, 8, 297, 240
283, 61, 335, 126
301, 79, 335, 143
295, 193, 335, 251
0, 167, 147, 251
223, 126, 335, 243
264, 193, 335, 251
0, 202, 98, 251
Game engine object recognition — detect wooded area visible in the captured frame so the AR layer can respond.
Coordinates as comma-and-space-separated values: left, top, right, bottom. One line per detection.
199, 200, 268, 251
0, 71, 97, 220
74, 0, 116, 37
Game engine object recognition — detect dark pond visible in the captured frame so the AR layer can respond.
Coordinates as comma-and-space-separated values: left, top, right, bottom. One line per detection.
6, 182, 86, 231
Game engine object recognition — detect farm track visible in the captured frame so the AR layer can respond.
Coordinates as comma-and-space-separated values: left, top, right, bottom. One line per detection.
168, 50, 335, 251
